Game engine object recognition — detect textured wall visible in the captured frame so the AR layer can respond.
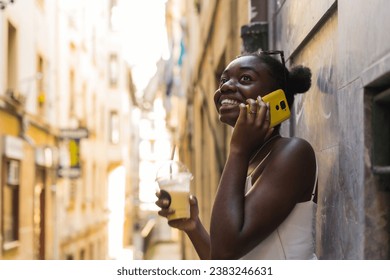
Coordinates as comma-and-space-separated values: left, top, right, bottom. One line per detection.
274, 0, 390, 259
334, 0, 390, 259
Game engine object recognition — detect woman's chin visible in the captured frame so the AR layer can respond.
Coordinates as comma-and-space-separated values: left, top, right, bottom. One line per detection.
219, 115, 237, 127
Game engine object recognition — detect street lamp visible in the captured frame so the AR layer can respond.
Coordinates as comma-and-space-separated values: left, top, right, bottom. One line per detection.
0, 0, 15, 10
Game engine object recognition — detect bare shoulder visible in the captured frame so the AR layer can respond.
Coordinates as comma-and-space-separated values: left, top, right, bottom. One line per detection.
272, 136, 315, 163
267, 136, 316, 201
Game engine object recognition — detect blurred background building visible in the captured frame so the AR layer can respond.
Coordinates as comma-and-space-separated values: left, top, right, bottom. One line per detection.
0, 0, 135, 260
0, 0, 389, 260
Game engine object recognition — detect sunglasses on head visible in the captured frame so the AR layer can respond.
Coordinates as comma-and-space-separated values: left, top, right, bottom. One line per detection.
260, 50, 287, 90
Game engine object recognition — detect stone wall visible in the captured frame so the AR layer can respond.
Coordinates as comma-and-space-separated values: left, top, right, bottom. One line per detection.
274, 0, 390, 259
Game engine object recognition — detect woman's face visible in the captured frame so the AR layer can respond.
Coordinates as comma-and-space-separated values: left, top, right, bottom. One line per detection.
214, 56, 275, 127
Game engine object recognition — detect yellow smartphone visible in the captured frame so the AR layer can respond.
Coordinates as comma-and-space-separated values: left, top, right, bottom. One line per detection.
262, 89, 291, 127
246, 89, 291, 127
245, 89, 291, 127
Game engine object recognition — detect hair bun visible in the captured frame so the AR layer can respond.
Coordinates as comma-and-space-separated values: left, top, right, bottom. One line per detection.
288, 66, 312, 94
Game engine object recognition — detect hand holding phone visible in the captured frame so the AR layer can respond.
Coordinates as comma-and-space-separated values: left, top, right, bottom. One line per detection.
246, 89, 291, 127
262, 89, 291, 127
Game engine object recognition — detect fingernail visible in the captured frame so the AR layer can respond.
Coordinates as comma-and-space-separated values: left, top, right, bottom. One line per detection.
162, 199, 169, 206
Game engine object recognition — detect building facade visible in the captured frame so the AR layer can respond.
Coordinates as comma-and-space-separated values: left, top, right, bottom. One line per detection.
164, 0, 390, 259
0, 0, 134, 260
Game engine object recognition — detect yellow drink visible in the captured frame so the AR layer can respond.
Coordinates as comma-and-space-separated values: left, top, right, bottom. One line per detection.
166, 190, 190, 221
156, 161, 193, 221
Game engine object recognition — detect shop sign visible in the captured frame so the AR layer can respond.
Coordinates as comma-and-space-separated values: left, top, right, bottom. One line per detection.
3, 135, 23, 160
58, 128, 88, 179
59, 128, 88, 139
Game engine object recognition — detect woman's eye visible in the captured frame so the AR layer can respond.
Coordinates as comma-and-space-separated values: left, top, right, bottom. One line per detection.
220, 77, 228, 84
241, 75, 252, 82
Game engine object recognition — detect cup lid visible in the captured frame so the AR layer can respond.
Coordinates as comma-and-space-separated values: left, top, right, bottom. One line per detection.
155, 160, 192, 182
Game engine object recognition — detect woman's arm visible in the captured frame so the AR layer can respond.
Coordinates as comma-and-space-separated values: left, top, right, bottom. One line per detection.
210, 100, 270, 259
210, 102, 316, 259
184, 215, 211, 260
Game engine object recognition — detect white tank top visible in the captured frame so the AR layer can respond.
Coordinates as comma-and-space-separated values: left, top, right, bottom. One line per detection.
240, 165, 318, 260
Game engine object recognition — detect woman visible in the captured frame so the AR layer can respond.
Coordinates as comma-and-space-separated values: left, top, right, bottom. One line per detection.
156, 51, 317, 260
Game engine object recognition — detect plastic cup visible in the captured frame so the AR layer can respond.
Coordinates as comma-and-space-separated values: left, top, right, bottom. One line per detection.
156, 160, 193, 221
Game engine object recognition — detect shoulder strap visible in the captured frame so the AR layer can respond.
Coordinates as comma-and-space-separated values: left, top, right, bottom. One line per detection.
311, 157, 318, 201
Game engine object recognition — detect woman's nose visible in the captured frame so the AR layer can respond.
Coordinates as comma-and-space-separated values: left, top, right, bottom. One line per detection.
220, 79, 237, 92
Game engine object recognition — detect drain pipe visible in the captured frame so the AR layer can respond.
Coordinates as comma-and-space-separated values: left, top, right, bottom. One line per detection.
241, 0, 269, 53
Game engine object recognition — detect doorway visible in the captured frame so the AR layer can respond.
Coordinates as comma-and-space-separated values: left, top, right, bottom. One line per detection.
34, 167, 46, 259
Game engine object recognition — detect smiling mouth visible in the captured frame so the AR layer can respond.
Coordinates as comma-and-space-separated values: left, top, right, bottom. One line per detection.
220, 99, 240, 106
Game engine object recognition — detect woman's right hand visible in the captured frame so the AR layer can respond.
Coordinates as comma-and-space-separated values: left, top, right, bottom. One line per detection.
230, 97, 273, 158
155, 191, 200, 233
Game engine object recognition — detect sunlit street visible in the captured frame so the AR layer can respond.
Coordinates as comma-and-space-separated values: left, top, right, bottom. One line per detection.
0, 0, 389, 264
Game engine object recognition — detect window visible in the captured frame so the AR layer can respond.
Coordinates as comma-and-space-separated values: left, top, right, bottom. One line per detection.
92, 163, 96, 209
33, 167, 46, 259
109, 54, 119, 87
364, 76, 390, 259
2, 159, 20, 249
80, 248, 85, 260
7, 21, 17, 93
89, 243, 94, 260
69, 69, 76, 116
109, 0, 119, 31
91, 28, 97, 64
37, 55, 45, 109
371, 87, 390, 186
109, 111, 120, 144
68, 180, 77, 210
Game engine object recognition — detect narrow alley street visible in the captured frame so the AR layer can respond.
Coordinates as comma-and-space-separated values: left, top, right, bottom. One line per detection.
0, 0, 389, 265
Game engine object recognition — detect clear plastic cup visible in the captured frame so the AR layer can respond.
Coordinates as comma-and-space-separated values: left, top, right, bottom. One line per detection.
156, 160, 193, 221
